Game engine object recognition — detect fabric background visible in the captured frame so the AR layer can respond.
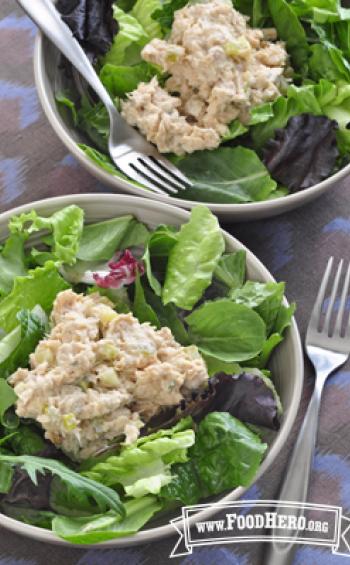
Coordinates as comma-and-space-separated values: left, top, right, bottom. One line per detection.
1, 1, 350, 563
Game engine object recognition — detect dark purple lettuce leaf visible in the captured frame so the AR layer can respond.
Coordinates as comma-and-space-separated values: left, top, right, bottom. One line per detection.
263, 114, 339, 192
206, 372, 281, 430
0, 468, 52, 510
56, 0, 118, 61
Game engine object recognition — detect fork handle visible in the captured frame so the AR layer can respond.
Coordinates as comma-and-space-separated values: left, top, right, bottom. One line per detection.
17, 0, 120, 121
263, 375, 326, 565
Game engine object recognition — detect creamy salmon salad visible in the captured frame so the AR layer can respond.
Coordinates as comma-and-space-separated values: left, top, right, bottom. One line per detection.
0, 204, 290, 541
56, 0, 348, 202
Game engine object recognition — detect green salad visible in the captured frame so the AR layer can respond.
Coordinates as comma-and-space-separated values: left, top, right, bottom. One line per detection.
56, 0, 350, 203
0, 204, 293, 542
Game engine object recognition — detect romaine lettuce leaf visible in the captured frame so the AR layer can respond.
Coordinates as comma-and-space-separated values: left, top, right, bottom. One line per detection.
77, 215, 134, 261
131, 0, 163, 38
161, 412, 267, 504
83, 419, 194, 498
103, 5, 149, 66
0, 235, 27, 297
309, 42, 350, 82
290, 0, 350, 23
162, 206, 225, 310
9, 205, 84, 266
221, 121, 248, 142
175, 147, 278, 203
191, 412, 267, 494
0, 262, 69, 334
100, 61, 158, 97
52, 496, 162, 543
186, 299, 266, 362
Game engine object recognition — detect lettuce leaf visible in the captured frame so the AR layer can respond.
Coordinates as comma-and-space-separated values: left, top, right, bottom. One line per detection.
230, 281, 285, 335
56, 92, 78, 126
161, 412, 267, 504
190, 412, 267, 494
52, 496, 162, 543
100, 61, 158, 97
143, 287, 189, 345
151, 0, 188, 34
0, 308, 47, 379
162, 207, 225, 310
142, 224, 178, 296
232, 0, 271, 27
246, 303, 295, 367
186, 299, 266, 362
83, 419, 194, 498
175, 147, 278, 203
9, 205, 84, 266
77, 99, 109, 152
268, 0, 309, 71
77, 215, 134, 261
57, 0, 118, 61
290, 0, 350, 23
252, 80, 350, 152
309, 42, 350, 82
0, 235, 27, 297
103, 5, 149, 66
0, 262, 70, 334
131, 0, 163, 38
221, 121, 248, 142
9, 425, 46, 456
206, 371, 283, 430
214, 250, 246, 291
133, 273, 160, 327
0, 381, 16, 423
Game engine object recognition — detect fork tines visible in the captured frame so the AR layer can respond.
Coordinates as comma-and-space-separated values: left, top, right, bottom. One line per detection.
310, 257, 350, 338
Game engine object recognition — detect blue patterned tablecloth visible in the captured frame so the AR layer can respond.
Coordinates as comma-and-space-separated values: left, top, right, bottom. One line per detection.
1, 2, 350, 563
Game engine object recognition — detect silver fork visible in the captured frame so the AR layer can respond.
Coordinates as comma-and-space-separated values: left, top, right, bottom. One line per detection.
265, 257, 350, 565
17, 0, 192, 196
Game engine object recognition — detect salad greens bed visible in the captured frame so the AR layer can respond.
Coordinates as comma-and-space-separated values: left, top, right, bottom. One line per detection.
56, 0, 350, 203
0, 204, 293, 542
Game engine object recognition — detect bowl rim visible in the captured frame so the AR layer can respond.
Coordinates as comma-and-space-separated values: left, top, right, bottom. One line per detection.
34, 31, 350, 215
0, 193, 304, 547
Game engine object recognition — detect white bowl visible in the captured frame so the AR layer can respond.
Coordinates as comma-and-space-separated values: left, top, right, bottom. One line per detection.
0, 193, 303, 547
34, 34, 350, 221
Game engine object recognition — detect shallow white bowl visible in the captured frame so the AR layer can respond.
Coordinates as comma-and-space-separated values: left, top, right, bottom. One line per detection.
34, 34, 350, 221
0, 194, 303, 547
